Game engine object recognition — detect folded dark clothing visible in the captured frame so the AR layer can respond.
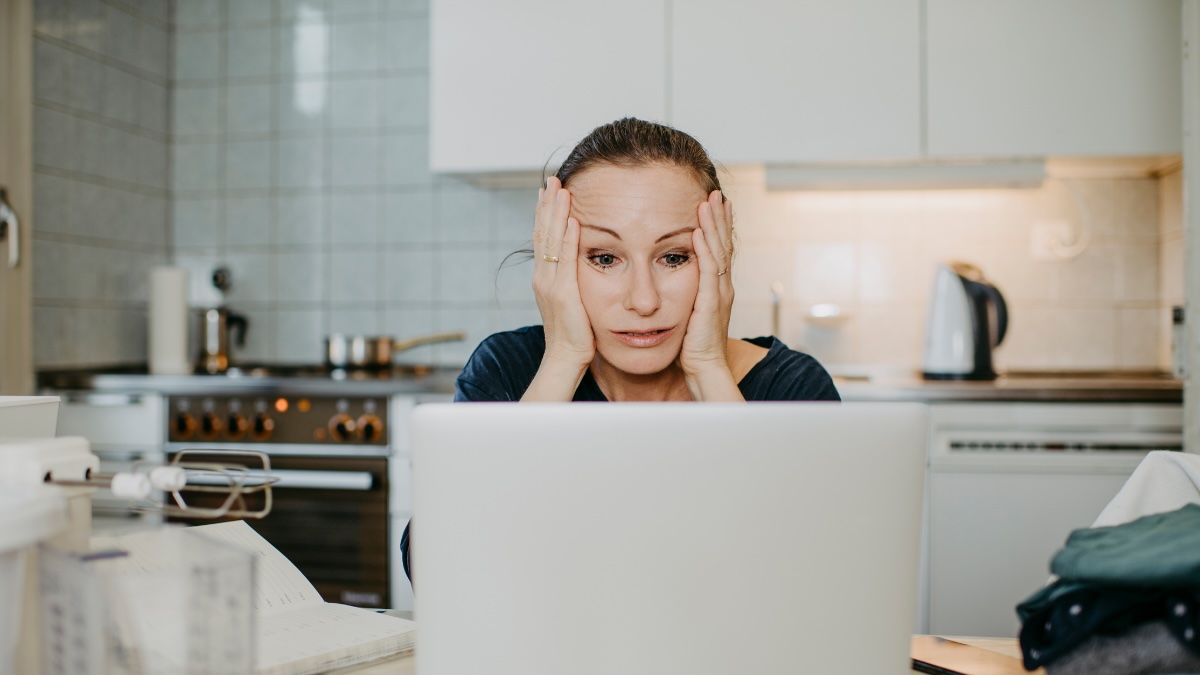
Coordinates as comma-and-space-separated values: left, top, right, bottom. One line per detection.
1017, 582, 1200, 669
1051, 503, 1200, 587
1046, 620, 1200, 675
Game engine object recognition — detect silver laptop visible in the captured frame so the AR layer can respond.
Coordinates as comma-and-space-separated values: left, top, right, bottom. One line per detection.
411, 402, 927, 675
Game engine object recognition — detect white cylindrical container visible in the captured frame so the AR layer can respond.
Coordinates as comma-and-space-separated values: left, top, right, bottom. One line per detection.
149, 267, 191, 375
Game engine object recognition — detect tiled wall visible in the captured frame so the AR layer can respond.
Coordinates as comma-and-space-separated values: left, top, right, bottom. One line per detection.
170, 0, 538, 367
722, 167, 1174, 372
30, 0, 172, 367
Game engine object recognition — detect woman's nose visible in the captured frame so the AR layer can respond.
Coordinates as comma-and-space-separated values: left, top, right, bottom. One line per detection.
623, 264, 661, 315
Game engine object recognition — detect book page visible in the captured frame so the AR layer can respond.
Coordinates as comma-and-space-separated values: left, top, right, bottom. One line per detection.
257, 604, 416, 675
91, 521, 323, 614
187, 520, 325, 614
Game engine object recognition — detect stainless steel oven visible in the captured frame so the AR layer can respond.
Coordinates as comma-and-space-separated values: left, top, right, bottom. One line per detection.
165, 393, 397, 609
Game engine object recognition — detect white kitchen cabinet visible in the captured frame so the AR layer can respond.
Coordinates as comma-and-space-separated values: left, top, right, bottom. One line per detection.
926, 0, 1182, 158
671, 0, 921, 164
430, 0, 666, 173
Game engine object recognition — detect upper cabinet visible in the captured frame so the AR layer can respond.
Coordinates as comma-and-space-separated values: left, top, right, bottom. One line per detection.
429, 0, 666, 173
926, 0, 1182, 158
430, 0, 1182, 173
671, 0, 921, 165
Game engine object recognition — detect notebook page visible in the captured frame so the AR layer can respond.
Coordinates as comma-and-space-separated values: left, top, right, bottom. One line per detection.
256, 604, 417, 675
186, 520, 324, 614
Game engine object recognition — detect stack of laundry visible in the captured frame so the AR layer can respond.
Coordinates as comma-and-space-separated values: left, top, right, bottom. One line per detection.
1017, 504, 1200, 674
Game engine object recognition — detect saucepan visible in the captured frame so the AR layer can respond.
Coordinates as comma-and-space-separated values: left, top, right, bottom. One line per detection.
324, 332, 466, 369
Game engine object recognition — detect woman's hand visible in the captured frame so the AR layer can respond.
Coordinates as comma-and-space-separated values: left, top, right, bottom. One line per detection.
522, 177, 594, 401
679, 190, 742, 400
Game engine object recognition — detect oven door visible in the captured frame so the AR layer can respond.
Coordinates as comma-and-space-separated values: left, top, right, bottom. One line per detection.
168, 453, 390, 609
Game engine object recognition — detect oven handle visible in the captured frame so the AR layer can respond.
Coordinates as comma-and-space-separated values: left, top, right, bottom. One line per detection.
186, 469, 374, 491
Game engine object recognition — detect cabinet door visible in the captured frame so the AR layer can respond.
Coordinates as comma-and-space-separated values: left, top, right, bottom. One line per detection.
927, 0, 1182, 157
671, 0, 921, 165
430, 0, 666, 173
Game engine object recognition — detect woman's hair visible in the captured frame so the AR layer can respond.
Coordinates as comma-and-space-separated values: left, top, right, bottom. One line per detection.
550, 117, 723, 197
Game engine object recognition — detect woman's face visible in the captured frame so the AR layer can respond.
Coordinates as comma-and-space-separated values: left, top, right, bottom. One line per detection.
568, 163, 708, 375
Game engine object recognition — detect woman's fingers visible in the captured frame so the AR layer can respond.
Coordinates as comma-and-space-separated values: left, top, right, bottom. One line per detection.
698, 194, 727, 275
692, 227, 720, 308
544, 188, 570, 260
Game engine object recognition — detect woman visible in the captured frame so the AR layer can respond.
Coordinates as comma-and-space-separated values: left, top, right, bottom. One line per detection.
456, 117, 839, 402
401, 118, 838, 588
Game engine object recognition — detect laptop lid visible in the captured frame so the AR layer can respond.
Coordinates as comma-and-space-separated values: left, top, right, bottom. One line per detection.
412, 402, 928, 675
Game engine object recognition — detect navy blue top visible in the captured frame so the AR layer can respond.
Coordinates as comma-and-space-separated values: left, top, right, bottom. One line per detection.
454, 325, 841, 402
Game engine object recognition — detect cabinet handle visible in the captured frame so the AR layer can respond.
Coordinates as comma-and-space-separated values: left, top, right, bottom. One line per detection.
0, 187, 19, 269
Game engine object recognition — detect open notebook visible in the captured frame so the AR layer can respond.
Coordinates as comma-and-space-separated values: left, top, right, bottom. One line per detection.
91, 521, 416, 675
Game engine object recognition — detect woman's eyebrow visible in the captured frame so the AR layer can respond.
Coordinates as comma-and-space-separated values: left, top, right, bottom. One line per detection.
581, 223, 621, 239
579, 224, 696, 243
654, 227, 696, 243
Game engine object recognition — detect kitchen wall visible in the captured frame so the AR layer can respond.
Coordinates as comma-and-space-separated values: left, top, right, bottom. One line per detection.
170, 0, 538, 367
723, 167, 1175, 372
30, 0, 171, 368
31, 0, 1179, 373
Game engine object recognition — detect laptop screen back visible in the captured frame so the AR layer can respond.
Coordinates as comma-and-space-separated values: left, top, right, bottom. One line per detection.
412, 402, 927, 675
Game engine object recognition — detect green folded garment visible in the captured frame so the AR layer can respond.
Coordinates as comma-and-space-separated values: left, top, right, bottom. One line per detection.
1051, 503, 1200, 588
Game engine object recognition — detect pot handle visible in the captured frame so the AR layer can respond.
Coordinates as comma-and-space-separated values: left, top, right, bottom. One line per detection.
392, 331, 466, 353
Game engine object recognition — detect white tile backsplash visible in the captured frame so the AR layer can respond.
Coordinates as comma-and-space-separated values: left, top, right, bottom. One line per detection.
329, 135, 380, 186
382, 248, 436, 304
329, 192, 380, 244
224, 139, 272, 189
226, 26, 274, 79
33, 7, 170, 368
330, 21, 381, 74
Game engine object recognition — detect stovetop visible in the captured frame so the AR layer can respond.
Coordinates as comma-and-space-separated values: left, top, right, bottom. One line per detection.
38, 363, 462, 397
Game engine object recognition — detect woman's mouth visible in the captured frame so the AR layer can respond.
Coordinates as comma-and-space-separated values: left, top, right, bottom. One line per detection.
611, 327, 675, 348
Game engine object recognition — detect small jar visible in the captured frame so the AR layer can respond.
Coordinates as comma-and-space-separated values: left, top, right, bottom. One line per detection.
1172, 306, 1186, 379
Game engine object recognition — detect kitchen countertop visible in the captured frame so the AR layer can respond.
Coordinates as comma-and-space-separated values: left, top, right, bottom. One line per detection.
834, 370, 1183, 403
38, 367, 1183, 403
37, 364, 463, 397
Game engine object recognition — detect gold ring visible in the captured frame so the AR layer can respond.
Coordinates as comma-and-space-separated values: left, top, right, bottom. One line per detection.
543, 254, 560, 263
717, 268, 728, 276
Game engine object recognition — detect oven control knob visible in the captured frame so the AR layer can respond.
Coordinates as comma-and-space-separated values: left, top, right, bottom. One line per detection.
356, 414, 383, 442
251, 413, 275, 441
226, 413, 249, 441
172, 412, 197, 441
198, 412, 224, 441
329, 414, 357, 442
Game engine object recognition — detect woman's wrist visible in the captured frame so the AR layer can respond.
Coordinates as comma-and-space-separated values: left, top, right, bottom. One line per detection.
521, 353, 590, 402
683, 363, 745, 402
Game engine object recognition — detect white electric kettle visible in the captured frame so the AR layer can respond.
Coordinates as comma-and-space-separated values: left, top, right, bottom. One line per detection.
921, 262, 1008, 381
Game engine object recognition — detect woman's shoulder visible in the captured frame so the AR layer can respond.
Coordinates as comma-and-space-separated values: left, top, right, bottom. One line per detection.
737, 336, 841, 401
455, 326, 547, 402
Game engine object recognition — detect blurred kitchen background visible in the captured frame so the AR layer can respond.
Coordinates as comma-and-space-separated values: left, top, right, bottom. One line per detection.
25, 0, 1187, 375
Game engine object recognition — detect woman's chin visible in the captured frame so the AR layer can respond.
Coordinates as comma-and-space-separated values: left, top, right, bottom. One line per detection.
596, 343, 681, 376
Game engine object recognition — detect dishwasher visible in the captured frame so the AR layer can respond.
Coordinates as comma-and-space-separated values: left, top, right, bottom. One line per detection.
925, 401, 1184, 638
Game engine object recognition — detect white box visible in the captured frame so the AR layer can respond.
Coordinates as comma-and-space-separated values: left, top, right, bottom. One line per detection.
0, 397, 60, 439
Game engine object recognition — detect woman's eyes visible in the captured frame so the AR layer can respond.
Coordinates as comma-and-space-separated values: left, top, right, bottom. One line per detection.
662, 253, 690, 268
589, 253, 618, 268
585, 252, 691, 270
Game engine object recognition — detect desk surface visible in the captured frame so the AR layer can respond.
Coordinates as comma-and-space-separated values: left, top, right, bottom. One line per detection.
336, 635, 1026, 674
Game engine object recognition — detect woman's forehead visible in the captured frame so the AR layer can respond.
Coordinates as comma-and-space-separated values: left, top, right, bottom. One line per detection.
569, 164, 707, 232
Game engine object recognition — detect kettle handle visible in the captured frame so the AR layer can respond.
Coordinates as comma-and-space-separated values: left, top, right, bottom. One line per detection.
228, 313, 250, 348
983, 284, 1008, 347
